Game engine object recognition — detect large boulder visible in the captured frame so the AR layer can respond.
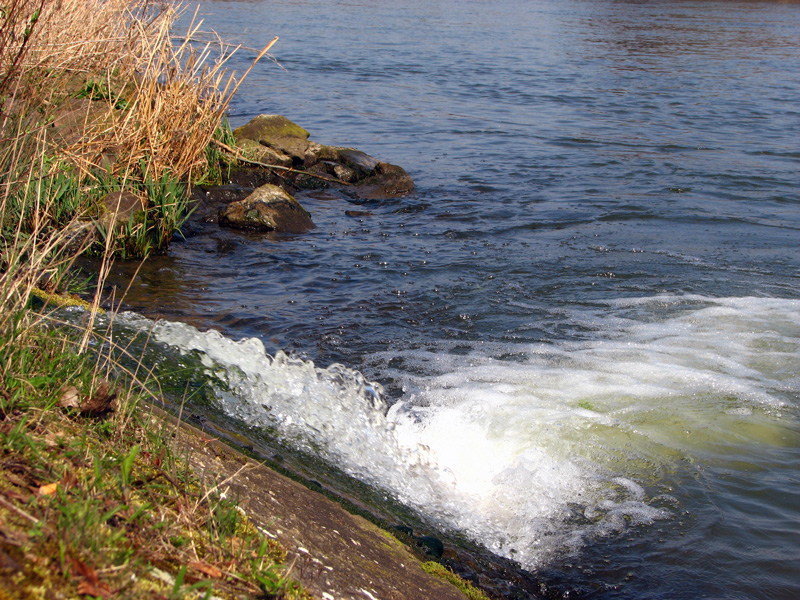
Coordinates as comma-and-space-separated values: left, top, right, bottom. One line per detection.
218, 184, 314, 233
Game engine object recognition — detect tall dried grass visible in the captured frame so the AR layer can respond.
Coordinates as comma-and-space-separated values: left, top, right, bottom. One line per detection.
1, 0, 274, 332
0, 8, 319, 597
4, 0, 248, 183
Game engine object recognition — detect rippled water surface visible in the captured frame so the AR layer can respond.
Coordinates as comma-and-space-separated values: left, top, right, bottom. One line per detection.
107, 1, 800, 598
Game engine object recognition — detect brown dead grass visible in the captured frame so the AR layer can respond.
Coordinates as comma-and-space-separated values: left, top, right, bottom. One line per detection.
1, 0, 275, 316
3, 0, 246, 183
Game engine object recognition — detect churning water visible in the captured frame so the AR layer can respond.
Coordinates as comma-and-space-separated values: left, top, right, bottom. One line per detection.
106, 1, 800, 598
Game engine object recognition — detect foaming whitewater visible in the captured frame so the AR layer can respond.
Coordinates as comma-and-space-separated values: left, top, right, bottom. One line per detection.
116, 295, 799, 568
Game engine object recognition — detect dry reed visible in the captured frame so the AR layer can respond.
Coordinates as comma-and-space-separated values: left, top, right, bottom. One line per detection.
2, 0, 273, 314
1, 0, 280, 368
4, 0, 246, 183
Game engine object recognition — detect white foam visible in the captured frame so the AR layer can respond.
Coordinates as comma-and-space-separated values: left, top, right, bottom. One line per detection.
116, 295, 800, 568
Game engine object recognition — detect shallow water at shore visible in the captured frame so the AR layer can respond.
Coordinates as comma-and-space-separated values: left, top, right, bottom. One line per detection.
104, 1, 800, 598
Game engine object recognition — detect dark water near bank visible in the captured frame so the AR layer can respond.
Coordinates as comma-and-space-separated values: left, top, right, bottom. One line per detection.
109, 1, 800, 598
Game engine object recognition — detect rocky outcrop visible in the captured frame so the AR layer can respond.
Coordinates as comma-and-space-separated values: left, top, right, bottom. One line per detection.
217, 183, 314, 233
187, 115, 416, 238
232, 114, 414, 199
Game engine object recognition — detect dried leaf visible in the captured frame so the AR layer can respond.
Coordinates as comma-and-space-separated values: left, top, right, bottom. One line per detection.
79, 381, 117, 417
153, 449, 164, 469
61, 470, 79, 490
76, 579, 113, 599
70, 556, 99, 584
70, 556, 114, 597
38, 482, 58, 496
189, 560, 223, 579
58, 386, 81, 409
5, 471, 30, 489
2, 488, 32, 503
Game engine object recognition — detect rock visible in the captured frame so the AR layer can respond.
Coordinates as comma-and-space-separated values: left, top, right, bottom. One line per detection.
333, 163, 357, 183
315, 145, 380, 178
218, 184, 314, 233
203, 184, 253, 204
48, 97, 112, 148
189, 184, 253, 225
233, 115, 311, 163
391, 525, 415, 537
416, 535, 445, 558
231, 114, 414, 198
303, 141, 325, 167
228, 166, 281, 189
236, 138, 293, 167
294, 163, 333, 190
61, 220, 95, 252
347, 161, 415, 199
99, 190, 146, 229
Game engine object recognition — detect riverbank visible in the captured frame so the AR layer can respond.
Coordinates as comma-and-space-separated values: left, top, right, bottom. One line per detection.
0, 320, 489, 599
0, 322, 311, 599
159, 405, 484, 600
0, 1, 485, 597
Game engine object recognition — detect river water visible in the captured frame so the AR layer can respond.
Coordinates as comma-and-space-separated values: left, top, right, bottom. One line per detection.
107, 1, 800, 598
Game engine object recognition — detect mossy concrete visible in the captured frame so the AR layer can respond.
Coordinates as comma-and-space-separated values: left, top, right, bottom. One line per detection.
159, 407, 471, 600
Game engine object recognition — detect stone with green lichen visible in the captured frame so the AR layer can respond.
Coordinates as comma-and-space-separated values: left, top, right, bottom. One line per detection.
236, 138, 293, 167
99, 190, 147, 229
233, 114, 311, 161
218, 183, 314, 233
29, 287, 104, 313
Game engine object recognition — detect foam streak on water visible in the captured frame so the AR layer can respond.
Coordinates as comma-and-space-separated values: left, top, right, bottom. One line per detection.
119, 295, 799, 569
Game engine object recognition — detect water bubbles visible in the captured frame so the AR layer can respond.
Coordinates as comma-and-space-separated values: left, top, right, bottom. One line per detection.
112, 295, 800, 572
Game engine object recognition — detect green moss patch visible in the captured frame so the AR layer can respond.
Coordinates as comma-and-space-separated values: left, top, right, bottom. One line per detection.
422, 561, 491, 600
